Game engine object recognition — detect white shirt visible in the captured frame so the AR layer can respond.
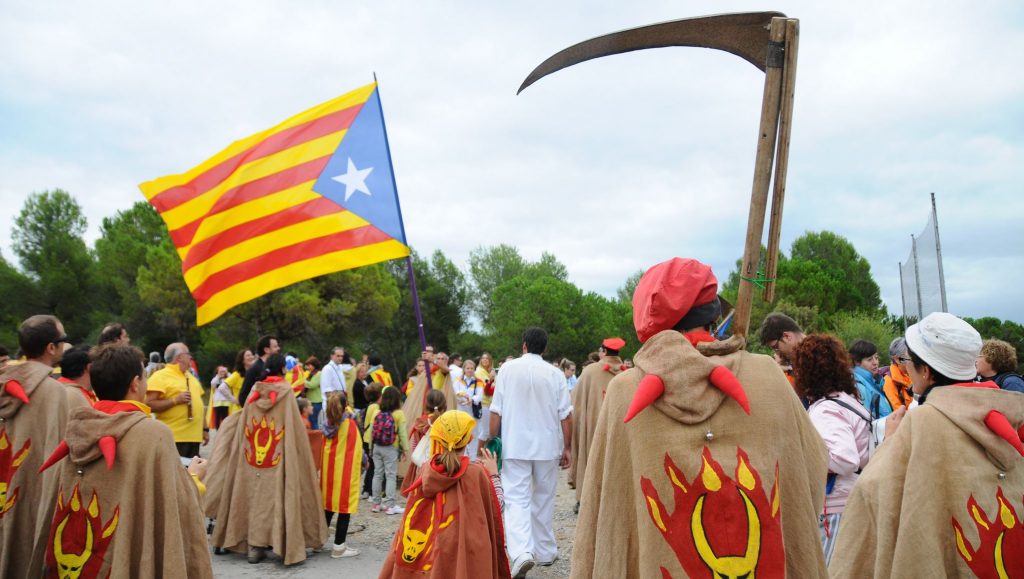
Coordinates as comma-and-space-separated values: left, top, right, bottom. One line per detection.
490, 353, 573, 461
321, 360, 347, 395
449, 364, 463, 384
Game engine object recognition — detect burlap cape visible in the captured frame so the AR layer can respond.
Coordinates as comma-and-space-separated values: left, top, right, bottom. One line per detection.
378, 457, 511, 579
42, 403, 213, 578
0, 361, 90, 577
571, 330, 829, 578
829, 385, 1024, 578
204, 379, 327, 565
569, 355, 623, 501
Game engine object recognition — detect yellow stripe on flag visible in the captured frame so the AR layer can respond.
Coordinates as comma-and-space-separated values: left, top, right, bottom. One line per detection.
196, 239, 410, 325
139, 83, 377, 199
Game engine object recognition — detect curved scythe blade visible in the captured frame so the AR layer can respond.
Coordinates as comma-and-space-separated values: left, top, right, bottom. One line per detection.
518, 11, 784, 94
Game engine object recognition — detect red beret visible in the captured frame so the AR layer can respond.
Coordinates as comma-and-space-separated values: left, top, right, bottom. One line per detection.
602, 337, 626, 351
632, 258, 718, 343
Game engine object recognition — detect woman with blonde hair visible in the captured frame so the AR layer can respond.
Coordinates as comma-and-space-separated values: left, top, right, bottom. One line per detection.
379, 410, 509, 578
321, 391, 363, 558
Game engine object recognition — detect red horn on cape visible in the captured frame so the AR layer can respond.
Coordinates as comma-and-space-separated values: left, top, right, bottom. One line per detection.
248, 390, 260, 403
709, 366, 750, 415
98, 435, 117, 469
602, 363, 610, 372
38, 440, 70, 473
3, 380, 30, 405
984, 410, 1024, 457
269, 390, 278, 405
623, 374, 665, 423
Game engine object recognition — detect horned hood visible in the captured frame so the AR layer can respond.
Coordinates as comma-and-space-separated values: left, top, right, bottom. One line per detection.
65, 406, 150, 467
0, 361, 54, 419
926, 384, 1024, 472
418, 457, 471, 499
248, 378, 291, 409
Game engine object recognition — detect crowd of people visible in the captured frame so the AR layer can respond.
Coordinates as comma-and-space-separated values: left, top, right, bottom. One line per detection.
0, 254, 1021, 578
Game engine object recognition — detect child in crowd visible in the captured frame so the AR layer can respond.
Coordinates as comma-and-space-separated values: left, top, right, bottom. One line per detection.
297, 397, 313, 430
361, 384, 382, 498
321, 391, 363, 558
366, 386, 408, 514
401, 389, 448, 493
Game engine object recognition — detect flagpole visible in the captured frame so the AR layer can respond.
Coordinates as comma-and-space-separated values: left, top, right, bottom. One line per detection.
372, 75, 431, 384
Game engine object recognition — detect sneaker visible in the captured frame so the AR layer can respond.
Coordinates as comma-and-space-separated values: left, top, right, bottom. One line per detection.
361, 492, 370, 500
538, 553, 559, 566
511, 552, 535, 578
384, 505, 404, 515
331, 543, 359, 558
247, 546, 266, 564
371, 503, 381, 513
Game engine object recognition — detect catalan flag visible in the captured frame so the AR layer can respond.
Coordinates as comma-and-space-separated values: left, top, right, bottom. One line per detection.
139, 83, 411, 325
321, 418, 363, 514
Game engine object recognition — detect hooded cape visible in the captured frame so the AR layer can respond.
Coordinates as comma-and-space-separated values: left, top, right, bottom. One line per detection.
378, 457, 511, 579
829, 384, 1024, 578
0, 361, 90, 577
571, 330, 829, 579
569, 356, 623, 501
42, 403, 213, 578
204, 379, 327, 565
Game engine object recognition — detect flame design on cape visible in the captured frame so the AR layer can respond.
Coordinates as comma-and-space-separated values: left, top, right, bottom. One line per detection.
45, 483, 119, 579
244, 416, 285, 468
0, 429, 30, 517
395, 489, 456, 571
640, 447, 784, 579
952, 487, 1024, 579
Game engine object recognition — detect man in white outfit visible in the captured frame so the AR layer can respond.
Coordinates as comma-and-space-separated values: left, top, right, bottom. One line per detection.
321, 346, 348, 396
490, 327, 573, 578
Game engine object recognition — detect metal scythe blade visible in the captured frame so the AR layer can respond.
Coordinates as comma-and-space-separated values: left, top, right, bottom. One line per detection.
517, 11, 784, 94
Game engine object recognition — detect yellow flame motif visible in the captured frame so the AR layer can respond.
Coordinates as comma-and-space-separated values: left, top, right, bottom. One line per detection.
49, 484, 119, 579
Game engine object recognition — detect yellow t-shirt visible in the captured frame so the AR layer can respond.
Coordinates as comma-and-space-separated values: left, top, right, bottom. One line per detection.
147, 364, 205, 443
225, 371, 244, 414
363, 404, 408, 451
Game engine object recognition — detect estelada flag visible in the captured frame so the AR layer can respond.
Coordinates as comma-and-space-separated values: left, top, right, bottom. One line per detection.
139, 83, 411, 325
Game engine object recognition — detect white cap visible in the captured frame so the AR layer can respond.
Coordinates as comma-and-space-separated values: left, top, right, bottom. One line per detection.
904, 312, 982, 381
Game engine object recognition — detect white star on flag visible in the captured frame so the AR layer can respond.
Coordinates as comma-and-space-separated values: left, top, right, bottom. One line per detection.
331, 158, 374, 202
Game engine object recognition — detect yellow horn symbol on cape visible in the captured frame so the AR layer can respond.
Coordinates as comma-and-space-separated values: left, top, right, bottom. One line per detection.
401, 498, 435, 564
691, 488, 761, 578
53, 515, 92, 579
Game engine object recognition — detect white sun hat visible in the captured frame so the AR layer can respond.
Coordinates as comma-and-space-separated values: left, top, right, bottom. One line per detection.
904, 312, 982, 381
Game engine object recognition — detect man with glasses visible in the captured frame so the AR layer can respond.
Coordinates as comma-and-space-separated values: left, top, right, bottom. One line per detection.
759, 312, 806, 360
0, 315, 90, 577
147, 342, 207, 458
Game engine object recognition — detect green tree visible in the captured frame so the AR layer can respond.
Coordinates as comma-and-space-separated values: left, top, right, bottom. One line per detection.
0, 251, 38, 347
468, 244, 527, 323
789, 231, 881, 314
11, 190, 98, 339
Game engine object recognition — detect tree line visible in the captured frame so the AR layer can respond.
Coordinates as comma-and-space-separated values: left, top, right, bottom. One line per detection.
1, 189, 1020, 383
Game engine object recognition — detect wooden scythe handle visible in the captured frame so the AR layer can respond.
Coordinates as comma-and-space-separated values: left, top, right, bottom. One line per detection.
732, 18, 788, 340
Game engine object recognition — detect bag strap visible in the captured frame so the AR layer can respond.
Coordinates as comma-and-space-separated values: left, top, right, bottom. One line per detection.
825, 397, 872, 425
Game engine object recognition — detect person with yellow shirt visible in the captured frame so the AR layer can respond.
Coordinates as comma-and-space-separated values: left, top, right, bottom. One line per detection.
147, 342, 207, 458
225, 349, 254, 415
364, 386, 409, 514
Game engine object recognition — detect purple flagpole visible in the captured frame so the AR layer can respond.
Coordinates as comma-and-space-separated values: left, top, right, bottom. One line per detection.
373, 75, 432, 397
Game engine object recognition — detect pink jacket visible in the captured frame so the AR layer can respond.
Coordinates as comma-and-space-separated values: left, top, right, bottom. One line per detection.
807, 391, 871, 513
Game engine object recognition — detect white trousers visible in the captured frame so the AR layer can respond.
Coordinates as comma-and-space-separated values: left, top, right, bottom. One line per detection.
501, 458, 559, 562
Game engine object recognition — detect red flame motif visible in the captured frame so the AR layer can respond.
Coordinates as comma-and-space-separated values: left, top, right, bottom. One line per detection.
45, 483, 119, 579
952, 487, 1024, 579
0, 428, 30, 518
244, 416, 285, 468
640, 447, 784, 579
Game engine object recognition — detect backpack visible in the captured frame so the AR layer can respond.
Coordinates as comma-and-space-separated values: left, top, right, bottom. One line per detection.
994, 372, 1024, 389
372, 411, 397, 446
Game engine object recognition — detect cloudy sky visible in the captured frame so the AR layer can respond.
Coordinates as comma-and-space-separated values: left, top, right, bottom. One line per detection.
2, 1, 1021, 323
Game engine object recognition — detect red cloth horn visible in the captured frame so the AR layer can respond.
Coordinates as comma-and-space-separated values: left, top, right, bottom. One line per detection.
984, 410, 1024, 457
709, 366, 750, 415
98, 435, 117, 469
269, 390, 278, 405
624, 374, 665, 423
3, 380, 29, 405
248, 390, 260, 403
38, 440, 70, 473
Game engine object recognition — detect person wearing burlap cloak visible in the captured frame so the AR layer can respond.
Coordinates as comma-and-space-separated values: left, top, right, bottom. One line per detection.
205, 353, 327, 565
571, 258, 829, 579
39, 344, 213, 578
568, 337, 626, 508
0, 315, 90, 577
830, 312, 1024, 578
401, 356, 456, 475
379, 410, 511, 579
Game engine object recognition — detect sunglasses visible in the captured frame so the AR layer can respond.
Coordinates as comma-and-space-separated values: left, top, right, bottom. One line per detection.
895, 356, 912, 364
51, 335, 68, 345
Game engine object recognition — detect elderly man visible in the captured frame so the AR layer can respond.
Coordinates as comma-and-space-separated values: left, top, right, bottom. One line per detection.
147, 342, 207, 458
321, 346, 348, 397
0, 315, 90, 577
490, 328, 573, 578
571, 258, 828, 579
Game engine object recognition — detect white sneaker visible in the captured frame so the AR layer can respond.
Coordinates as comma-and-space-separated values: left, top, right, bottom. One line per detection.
538, 553, 559, 566
384, 505, 404, 515
331, 543, 359, 558
511, 552, 535, 578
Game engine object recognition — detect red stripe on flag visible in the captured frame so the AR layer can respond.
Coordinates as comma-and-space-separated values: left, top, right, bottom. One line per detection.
168, 156, 332, 249
338, 419, 358, 511
323, 437, 338, 508
181, 196, 346, 271
192, 225, 393, 307
150, 105, 363, 213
